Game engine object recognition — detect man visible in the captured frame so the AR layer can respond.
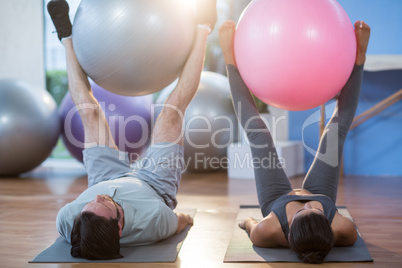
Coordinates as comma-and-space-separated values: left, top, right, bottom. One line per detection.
47, 0, 216, 260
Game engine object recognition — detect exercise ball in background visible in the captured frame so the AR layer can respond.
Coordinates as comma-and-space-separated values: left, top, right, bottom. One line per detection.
235, 0, 356, 111
0, 79, 60, 176
60, 81, 153, 162
72, 0, 195, 96
157, 72, 239, 172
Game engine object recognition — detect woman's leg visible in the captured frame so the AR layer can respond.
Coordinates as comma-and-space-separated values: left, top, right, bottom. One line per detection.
220, 21, 292, 216
302, 21, 371, 202
48, 0, 117, 150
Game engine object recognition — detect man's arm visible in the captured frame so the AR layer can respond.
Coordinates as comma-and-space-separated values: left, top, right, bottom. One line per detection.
175, 212, 194, 234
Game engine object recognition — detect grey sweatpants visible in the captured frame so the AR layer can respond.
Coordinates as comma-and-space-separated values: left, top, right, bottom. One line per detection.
226, 64, 363, 217
83, 142, 184, 209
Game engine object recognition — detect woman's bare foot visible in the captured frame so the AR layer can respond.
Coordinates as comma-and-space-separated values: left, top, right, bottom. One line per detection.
219, 20, 237, 66
354, 20, 371, 66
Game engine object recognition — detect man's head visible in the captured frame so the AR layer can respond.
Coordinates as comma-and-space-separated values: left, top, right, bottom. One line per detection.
70, 195, 124, 260
288, 203, 334, 264
81, 194, 124, 235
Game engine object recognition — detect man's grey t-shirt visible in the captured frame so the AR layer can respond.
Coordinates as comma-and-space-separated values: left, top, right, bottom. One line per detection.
56, 177, 178, 246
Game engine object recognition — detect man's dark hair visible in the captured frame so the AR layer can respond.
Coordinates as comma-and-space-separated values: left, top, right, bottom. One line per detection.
288, 212, 334, 264
70, 211, 123, 260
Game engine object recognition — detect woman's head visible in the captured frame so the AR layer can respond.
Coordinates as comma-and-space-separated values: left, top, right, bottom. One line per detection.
288, 209, 334, 264
70, 211, 123, 260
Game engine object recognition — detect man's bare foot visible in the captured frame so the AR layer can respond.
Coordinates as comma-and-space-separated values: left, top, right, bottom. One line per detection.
354, 20, 371, 66
219, 20, 237, 66
195, 0, 218, 32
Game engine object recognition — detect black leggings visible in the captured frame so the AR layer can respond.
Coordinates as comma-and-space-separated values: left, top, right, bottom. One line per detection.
227, 64, 363, 217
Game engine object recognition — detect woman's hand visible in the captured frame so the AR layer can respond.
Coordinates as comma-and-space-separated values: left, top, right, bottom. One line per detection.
238, 219, 247, 230
239, 217, 258, 232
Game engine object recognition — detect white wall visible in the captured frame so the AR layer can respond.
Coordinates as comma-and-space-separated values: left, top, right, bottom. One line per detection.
0, 0, 45, 89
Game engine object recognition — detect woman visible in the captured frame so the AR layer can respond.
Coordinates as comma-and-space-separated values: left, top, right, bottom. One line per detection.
219, 20, 370, 264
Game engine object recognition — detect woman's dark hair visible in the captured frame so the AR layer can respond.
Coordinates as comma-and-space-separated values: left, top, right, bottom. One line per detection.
288, 212, 334, 264
70, 211, 123, 260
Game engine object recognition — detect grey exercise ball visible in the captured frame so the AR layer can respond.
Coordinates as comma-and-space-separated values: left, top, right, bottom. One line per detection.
72, 0, 195, 96
0, 79, 60, 176
157, 71, 239, 172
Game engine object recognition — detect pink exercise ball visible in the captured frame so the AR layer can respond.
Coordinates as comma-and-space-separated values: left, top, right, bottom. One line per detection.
59, 81, 152, 162
234, 0, 356, 111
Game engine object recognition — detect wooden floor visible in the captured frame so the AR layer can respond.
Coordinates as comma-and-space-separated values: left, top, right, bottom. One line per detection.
1, 163, 402, 268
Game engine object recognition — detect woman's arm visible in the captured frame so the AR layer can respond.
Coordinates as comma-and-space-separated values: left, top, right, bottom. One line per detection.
239, 216, 287, 248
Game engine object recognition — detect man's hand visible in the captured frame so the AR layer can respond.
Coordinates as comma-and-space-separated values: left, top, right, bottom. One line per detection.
175, 212, 194, 234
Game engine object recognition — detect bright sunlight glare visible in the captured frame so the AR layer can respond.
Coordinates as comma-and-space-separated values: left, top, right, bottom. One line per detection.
177, 0, 196, 14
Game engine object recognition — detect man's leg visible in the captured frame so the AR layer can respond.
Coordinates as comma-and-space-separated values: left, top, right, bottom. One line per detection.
302, 21, 371, 202
138, 2, 216, 210
48, 0, 117, 150
63, 39, 118, 150
152, 26, 210, 145
136, 25, 209, 209
152, 0, 217, 145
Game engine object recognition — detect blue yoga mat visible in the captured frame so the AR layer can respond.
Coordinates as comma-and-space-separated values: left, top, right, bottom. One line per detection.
224, 206, 373, 263
30, 209, 195, 263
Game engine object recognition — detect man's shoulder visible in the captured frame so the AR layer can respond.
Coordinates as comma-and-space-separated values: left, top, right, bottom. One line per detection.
120, 202, 177, 246
56, 201, 86, 243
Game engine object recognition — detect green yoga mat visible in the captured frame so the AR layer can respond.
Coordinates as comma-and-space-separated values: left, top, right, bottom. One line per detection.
224, 206, 373, 263
30, 209, 195, 263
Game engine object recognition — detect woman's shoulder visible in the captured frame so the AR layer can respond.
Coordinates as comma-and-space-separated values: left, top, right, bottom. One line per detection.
331, 213, 358, 246
255, 213, 289, 247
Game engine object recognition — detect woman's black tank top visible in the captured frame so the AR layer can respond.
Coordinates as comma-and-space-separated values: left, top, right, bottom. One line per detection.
271, 194, 337, 239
